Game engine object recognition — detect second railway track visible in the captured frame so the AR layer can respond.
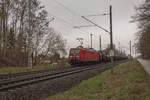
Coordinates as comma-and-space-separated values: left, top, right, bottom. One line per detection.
0, 60, 128, 92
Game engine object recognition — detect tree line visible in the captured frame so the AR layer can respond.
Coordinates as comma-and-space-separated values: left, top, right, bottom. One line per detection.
0, 0, 67, 66
132, 0, 150, 58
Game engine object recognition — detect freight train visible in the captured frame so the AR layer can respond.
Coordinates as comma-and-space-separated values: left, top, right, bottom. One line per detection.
68, 46, 127, 66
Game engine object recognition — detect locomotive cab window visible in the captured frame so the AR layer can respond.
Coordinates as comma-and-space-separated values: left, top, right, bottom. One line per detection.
70, 49, 80, 54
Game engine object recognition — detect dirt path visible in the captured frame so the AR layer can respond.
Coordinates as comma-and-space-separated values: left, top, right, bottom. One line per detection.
138, 59, 150, 76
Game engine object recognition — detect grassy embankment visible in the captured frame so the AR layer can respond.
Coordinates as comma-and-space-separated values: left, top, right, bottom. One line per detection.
44, 60, 150, 100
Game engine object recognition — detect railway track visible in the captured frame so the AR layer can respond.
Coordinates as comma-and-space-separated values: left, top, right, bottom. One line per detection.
0, 60, 128, 92
0, 66, 71, 80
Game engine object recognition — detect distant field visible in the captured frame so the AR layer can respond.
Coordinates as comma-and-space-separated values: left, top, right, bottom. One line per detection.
44, 60, 150, 100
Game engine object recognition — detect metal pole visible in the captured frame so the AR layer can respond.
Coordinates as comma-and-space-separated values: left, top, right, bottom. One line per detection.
110, 5, 113, 50
100, 35, 102, 51
118, 42, 120, 55
90, 34, 93, 48
110, 5, 114, 73
132, 45, 134, 57
130, 41, 132, 56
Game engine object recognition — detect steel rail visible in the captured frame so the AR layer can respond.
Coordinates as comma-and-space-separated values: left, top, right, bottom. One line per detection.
0, 60, 128, 91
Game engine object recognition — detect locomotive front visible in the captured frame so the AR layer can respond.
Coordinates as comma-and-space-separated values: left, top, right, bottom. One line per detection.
68, 48, 81, 65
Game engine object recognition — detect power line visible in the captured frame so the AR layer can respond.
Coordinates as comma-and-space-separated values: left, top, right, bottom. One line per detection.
45, 0, 111, 38
49, 13, 74, 26
81, 16, 110, 34
52, 0, 79, 16
48, 12, 91, 35
51, 0, 90, 25
84, 13, 109, 17
74, 25, 95, 28
43, 1, 95, 36
48, 0, 97, 36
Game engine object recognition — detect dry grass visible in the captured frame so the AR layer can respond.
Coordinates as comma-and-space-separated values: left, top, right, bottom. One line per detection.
43, 60, 150, 100
0, 63, 69, 75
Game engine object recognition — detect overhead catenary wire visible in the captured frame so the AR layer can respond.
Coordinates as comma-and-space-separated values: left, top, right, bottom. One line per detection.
42, 0, 101, 38
50, 0, 110, 36
49, 12, 74, 27
48, 12, 91, 35
42, 0, 114, 50
51, 0, 91, 25
47, 12, 72, 26
47, 0, 104, 36
81, 16, 110, 34
52, 0, 79, 16
84, 13, 109, 17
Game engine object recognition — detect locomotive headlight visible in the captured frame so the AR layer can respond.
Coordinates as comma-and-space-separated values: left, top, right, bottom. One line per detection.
69, 56, 73, 58
76, 56, 80, 58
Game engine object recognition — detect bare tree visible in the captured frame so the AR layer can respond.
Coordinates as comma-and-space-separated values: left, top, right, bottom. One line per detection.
132, 0, 150, 58
0, 0, 67, 66
41, 28, 67, 61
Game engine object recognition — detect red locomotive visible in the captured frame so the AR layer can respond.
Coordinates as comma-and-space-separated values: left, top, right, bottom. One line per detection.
68, 46, 100, 65
68, 46, 128, 66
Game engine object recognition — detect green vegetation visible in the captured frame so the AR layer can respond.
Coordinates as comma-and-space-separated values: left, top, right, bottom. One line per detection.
0, 66, 50, 75
44, 60, 150, 100
0, 64, 68, 75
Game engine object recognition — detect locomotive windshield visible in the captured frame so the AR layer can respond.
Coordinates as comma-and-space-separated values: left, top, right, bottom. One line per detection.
70, 49, 80, 54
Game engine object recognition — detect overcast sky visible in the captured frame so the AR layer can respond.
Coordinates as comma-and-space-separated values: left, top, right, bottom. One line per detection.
40, 0, 143, 54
